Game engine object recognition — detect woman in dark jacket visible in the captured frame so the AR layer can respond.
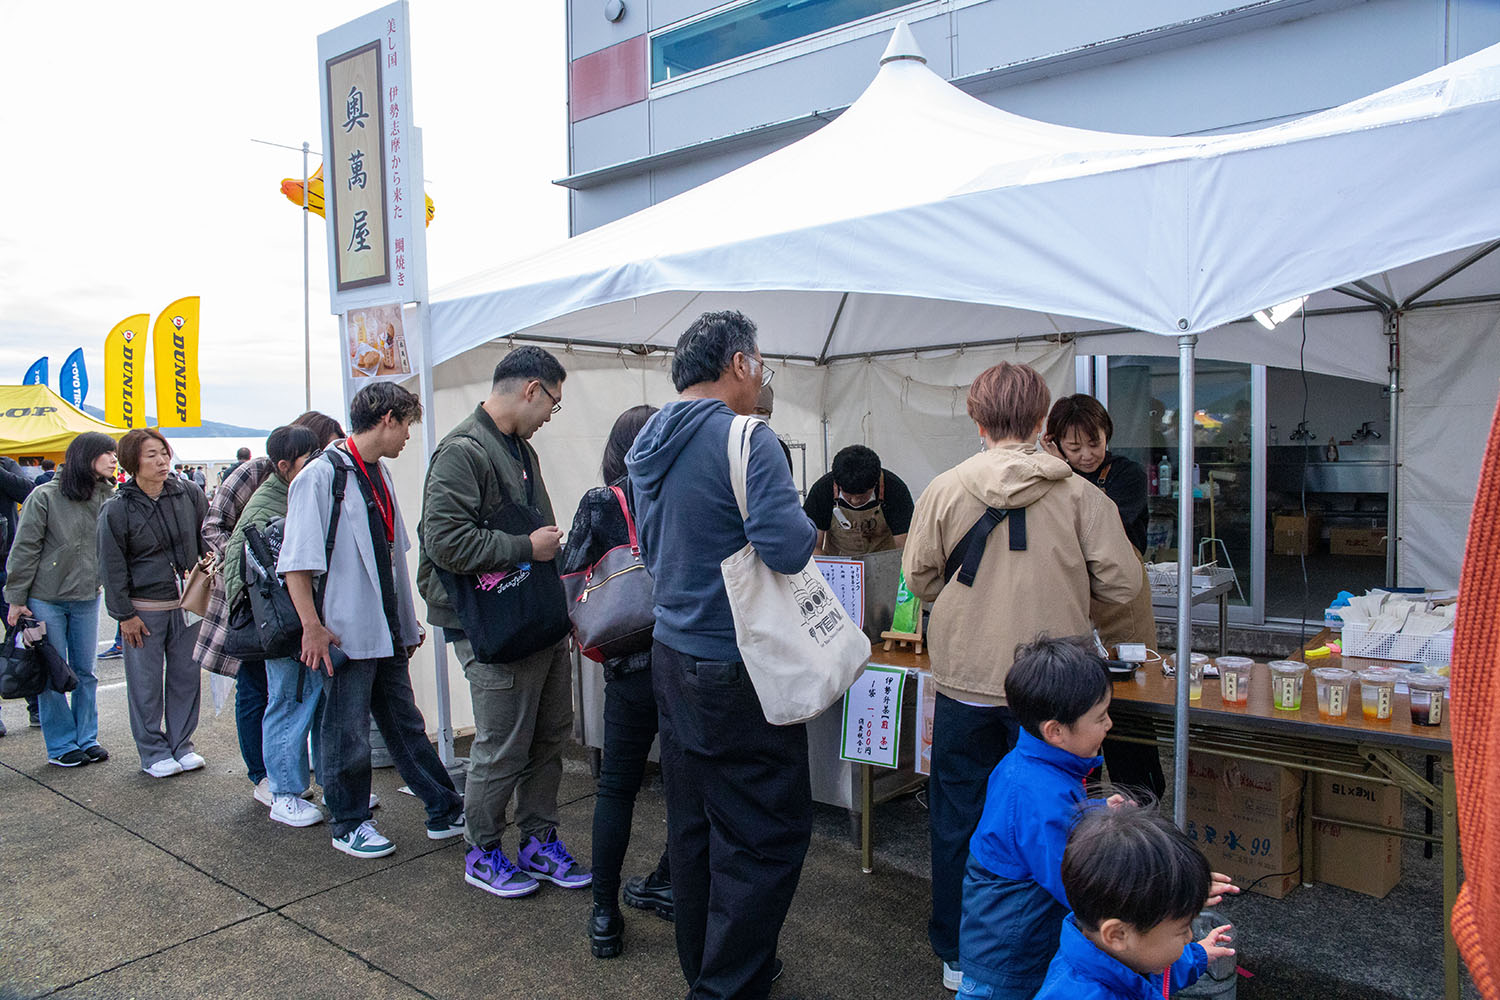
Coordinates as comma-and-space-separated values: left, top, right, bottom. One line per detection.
1045, 394, 1164, 797
561, 404, 671, 959
98, 428, 209, 778
4, 432, 118, 766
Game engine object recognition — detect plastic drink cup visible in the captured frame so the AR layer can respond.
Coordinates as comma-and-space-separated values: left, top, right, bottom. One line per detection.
1359, 669, 1400, 722
1407, 676, 1449, 727
1313, 667, 1354, 720
1268, 661, 1308, 710
1167, 652, 1209, 700
1216, 656, 1254, 705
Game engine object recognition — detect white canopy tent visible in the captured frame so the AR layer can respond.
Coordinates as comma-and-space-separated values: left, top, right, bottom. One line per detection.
415, 25, 1500, 832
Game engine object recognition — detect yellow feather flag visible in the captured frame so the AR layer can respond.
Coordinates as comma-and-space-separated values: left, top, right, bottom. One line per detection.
104, 314, 149, 429
153, 297, 202, 428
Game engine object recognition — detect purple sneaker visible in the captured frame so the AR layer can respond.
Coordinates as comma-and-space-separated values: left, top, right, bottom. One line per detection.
464, 844, 539, 898
518, 828, 592, 889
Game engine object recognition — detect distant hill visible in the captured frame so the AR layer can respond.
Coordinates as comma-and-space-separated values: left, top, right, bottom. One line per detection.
80, 405, 268, 438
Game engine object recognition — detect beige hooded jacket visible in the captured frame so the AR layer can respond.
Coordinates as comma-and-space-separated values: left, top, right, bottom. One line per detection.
903, 443, 1141, 704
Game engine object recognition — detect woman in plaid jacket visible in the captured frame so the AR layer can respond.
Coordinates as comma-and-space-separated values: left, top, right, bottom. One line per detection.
194, 411, 342, 806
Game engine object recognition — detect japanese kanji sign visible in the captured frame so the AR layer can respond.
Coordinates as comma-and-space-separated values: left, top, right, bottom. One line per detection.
325, 41, 389, 292
839, 665, 905, 769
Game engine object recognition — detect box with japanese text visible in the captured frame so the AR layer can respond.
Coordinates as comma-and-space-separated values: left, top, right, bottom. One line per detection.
1311, 773, 1402, 898
1184, 752, 1302, 899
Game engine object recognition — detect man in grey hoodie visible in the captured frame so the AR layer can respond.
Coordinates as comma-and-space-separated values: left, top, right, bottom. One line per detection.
627, 310, 815, 1000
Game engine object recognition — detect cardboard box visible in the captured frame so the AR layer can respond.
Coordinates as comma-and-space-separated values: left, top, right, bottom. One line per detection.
1311, 773, 1402, 898
1184, 752, 1302, 898
1329, 527, 1387, 557
1273, 514, 1322, 556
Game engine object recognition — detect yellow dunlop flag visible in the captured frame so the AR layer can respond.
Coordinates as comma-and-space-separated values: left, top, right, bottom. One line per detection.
104, 314, 149, 429
153, 297, 201, 428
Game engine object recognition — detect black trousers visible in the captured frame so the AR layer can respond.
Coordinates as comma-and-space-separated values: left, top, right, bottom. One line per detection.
653, 640, 812, 1000
928, 693, 1017, 964
592, 666, 670, 907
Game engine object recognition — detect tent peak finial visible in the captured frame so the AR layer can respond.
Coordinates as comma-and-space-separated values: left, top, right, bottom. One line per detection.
879, 22, 926, 66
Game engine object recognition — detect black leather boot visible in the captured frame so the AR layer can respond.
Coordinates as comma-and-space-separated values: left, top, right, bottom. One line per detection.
622, 870, 675, 921
589, 904, 623, 959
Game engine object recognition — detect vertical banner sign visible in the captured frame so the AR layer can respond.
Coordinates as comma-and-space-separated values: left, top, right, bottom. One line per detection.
105, 315, 149, 428
153, 297, 202, 428
318, 3, 423, 316
839, 664, 906, 769
59, 349, 88, 408
22, 357, 47, 386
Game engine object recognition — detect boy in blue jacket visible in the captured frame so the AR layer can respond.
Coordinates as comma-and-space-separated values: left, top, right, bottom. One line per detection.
1035, 806, 1236, 1000
957, 638, 1233, 998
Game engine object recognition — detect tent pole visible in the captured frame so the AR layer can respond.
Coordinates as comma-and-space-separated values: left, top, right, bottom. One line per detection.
1386, 313, 1399, 588
415, 302, 458, 773
1173, 334, 1197, 831
302, 141, 312, 412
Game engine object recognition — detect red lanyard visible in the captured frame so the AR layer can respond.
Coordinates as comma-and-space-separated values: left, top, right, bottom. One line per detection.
346, 436, 394, 543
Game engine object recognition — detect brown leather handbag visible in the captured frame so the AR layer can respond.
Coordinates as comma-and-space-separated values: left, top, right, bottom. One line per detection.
561, 486, 655, 663
180, 554, 217, 617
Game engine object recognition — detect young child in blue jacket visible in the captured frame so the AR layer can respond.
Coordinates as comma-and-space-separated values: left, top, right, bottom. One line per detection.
957, 638, 1235, 998
1034, 806, 1236, 1000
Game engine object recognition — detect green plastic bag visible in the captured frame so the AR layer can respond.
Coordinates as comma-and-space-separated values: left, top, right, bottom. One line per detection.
891, 570, 920, 634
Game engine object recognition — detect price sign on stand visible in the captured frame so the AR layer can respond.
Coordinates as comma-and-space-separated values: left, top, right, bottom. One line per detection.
814, 557, 864, 628
839, 664, 905, 769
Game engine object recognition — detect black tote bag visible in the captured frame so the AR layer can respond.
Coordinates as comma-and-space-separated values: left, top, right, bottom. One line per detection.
435, 497, 570, 664
0, 622, 47, 700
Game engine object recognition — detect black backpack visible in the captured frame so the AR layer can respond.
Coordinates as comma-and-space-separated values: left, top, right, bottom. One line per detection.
224, 465, 346, 660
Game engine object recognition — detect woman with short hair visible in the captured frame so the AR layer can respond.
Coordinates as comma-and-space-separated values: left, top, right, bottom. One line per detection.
1046, 394, 1163, 796
99, 428, 209, 778
903, 362, 1141, 993
4, 432, 119, 767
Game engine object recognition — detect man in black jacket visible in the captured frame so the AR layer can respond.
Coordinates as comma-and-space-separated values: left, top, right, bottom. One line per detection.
0, 456, 36, 734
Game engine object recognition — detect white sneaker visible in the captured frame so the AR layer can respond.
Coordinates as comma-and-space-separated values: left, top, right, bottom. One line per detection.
143, 758, 184, 779
252, 777, 274, 807
176, 751, 206, 772
270, 794, 325, 828
331, 820, 395, 859
943, 961, 962, 992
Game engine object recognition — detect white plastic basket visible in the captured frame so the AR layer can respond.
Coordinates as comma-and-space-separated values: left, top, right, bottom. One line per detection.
1147, 563, 1238, 595
1340, 623, 1454, 664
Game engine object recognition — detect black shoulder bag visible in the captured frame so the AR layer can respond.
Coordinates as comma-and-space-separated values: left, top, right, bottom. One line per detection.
942, 507, 1028, 586
434, 437, 570, 664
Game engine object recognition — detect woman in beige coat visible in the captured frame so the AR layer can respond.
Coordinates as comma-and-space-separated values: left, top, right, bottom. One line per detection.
902, 361, 1140, 993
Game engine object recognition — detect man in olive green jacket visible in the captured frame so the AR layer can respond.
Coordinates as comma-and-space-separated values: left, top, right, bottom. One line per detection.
418, 346, 590, 900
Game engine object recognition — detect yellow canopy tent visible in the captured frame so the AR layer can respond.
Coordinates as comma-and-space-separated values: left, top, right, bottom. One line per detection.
0, 385, 124, 460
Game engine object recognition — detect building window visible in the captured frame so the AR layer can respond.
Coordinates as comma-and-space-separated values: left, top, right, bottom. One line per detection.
652, 0, 913, 84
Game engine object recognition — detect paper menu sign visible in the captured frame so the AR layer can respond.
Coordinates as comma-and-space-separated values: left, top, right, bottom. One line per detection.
915, 670, 935, 775
839, 664, 904, 769
815, 556, 864, 629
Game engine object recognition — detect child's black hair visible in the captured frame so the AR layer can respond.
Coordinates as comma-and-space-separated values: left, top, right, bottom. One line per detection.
1004, 636, 1112, 740
1061, 805, 1210, 933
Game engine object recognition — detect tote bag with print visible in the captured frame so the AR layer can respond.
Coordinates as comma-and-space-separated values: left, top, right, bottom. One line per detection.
720, 415, 870, 725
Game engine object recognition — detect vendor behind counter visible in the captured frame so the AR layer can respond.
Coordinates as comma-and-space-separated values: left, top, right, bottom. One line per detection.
806, 445, 914, 556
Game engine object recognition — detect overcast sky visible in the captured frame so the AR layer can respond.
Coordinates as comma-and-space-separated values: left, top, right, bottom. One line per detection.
0, 1, 568, 429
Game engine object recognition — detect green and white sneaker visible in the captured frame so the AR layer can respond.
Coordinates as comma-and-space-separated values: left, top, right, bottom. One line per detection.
331, 820, 395, 859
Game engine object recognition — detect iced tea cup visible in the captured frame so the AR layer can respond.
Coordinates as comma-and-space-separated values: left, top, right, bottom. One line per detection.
1312, 667, 1354, 720
1268, 661, 1307, 711
1167, 653, 1209, 700
1359, 669, 1400, 722
1217, 657, 1253, 705
1408, 676, 1449, 727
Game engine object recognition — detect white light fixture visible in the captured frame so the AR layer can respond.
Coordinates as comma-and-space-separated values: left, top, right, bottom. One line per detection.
1252, 295, 1309, 330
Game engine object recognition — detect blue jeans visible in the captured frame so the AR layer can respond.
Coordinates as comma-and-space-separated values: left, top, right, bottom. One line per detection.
319, 655, 462, 838
234, 659, 268, 784
31, 596, 101, 759
262, 657, 323, 797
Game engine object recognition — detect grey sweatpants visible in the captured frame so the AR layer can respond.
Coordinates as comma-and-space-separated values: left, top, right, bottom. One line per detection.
122, 608, 202, 767
455, 637, 573, 851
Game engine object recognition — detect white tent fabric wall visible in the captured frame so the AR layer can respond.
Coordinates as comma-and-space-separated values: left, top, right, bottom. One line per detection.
1398, 303, 1500, 590
393, 339, 1073, 736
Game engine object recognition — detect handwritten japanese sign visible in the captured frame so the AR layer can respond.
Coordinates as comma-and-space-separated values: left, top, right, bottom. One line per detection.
814, 557, 864, 629
319, 3, 426, 313
839, 665, 905, 769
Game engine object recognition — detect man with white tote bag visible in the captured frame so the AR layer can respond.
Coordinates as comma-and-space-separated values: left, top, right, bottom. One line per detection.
629, 310, 854, 1000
